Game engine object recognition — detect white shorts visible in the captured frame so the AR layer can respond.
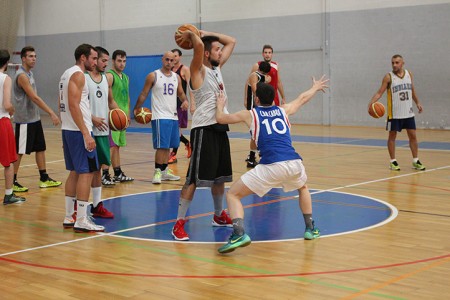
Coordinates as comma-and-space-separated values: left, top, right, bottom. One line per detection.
241, 159, 307, 197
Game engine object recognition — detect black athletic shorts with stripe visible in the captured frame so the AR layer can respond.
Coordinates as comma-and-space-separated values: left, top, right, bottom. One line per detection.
186, 125, 232, 187
15, 120, 46, 155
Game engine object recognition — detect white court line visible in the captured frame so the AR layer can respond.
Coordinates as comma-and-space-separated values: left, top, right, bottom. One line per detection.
18, 159, 65, 168
1, 165, 449, 256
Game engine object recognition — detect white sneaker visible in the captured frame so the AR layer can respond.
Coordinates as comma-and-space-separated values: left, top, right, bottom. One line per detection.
62, 213, 76, 228
152, 168, 162, 184
73, 215, 105, 233
161, 169, 180, 181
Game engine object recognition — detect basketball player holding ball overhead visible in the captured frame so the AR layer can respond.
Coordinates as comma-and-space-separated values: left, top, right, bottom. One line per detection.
369, 54, 425, 171
172, 28, 236, 241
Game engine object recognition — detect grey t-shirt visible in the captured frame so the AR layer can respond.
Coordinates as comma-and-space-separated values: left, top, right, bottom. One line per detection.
13, 67, 40, 123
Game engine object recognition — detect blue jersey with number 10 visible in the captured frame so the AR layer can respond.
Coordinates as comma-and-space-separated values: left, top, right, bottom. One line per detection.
250, 106, 301, 164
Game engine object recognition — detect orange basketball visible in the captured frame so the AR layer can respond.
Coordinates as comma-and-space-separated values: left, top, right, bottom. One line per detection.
369, 102, 385, 119
134, 107, 152, 124
109, 108, 129, 131
174, 24, 200, 50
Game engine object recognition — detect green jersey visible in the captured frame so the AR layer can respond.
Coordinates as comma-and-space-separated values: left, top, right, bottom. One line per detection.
108, 69, 129, 114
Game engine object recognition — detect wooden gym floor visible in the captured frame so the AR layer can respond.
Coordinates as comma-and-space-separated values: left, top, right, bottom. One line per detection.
1, 117, 449, 300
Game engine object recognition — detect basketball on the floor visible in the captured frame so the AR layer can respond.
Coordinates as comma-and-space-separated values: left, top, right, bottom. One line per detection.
109, 108, 129, 131
174, 24, 200, 49
369, 102, 385, 118
134, 107, 152, 124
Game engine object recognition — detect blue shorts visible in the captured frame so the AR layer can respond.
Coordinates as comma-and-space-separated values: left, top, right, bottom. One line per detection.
62, 130, 99, 174
386, 117, 416, 132
151, 119, 180, 149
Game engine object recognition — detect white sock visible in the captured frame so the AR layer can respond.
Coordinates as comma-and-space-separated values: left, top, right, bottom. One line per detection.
77, 201, 89, 218
5, 189, 12, 195
92, 187, 102, 207
413, 158, 419, 163
65, 196, 76, 217
390, 159, 397, 163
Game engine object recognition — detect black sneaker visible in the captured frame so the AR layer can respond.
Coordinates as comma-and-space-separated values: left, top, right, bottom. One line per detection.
247, 158, 258, 168
3, 193, 26, 205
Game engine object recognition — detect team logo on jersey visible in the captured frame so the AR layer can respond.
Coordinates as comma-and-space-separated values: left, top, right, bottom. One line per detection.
96, 90, 103, 98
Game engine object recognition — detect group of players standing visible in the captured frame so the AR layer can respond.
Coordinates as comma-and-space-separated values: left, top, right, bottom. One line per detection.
1, 25, 425, 252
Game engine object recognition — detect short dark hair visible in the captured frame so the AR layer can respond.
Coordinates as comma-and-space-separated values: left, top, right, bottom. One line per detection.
74, 44, 95, 61
202, 35, 220, 52
171, 48, 182, 56
95, 46, 109, 57
258, 61, 271, 74
0, 49, 10, 68
392, 54, 403, 60
21, 46, 35, 58
262, 44, 273, 52
256, 82, 275, 106
112, 50, 126, 60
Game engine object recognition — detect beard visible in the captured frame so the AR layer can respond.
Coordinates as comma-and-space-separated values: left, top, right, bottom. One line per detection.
210, 58, 220, 67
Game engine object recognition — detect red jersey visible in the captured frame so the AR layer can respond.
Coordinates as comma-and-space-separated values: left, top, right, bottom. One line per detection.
258, 60, 280, 105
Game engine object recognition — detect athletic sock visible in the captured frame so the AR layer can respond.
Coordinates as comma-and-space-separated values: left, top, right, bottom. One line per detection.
113, 167, 122, 176
13, 174, 17, 182
413, 158, 419, 163
5, 189, 13, 196
92, 187, 102, 207
161, 164, 168, 171
39, 169, 49, 181
180, 134, 189, 145
155, 163, 164, 171
249, 150, 256, 160
213, 194, 224, 216
77, 201, 88, 218
172, 148, 178, 155
177, 198, 191, 220
232, 218, 245, 236
65, 196, 76, 217
303, 214, 313, 229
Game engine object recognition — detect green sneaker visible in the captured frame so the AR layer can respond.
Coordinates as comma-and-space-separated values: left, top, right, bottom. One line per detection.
218, 233, 251, 254
13, 181, 28, 192
3, 193, 26, 205
389, 161, 400, 171
304, 224, 320, 240
412, 160, 426, 171
39, 177, 62, 188
152, 168, 162, 184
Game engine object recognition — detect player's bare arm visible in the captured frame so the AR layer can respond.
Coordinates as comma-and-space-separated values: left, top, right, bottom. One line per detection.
216, 91, 251, 126
17, 73, 60, 126
133, 72, 155, 114
282, 75, 329, 116
410, 72, 423, 113
176, 74, 189, 111
369, 73, 390, 112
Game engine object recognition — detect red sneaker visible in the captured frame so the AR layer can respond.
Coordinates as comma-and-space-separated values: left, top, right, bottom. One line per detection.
91, 202, 114, 218
212, 210, 233, 227
168, 151, 177, 164
185, 142, 192, 158
172, 219, 189, 241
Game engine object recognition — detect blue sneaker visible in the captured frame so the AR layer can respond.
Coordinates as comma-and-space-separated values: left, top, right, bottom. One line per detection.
218, 233, 251, 253
304, 222, 320, 240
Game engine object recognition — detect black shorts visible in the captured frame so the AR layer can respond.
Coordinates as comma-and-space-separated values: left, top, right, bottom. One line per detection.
15, 120, 46, 155
386, 117, 416, 132
186, 126, 232, 187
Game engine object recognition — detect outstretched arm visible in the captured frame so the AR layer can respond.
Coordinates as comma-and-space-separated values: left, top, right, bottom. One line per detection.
216, 91, 251, 126
282, 75, 329, 115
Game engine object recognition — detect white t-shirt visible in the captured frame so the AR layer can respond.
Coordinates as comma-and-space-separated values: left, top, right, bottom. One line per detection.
151, 69, 178, 120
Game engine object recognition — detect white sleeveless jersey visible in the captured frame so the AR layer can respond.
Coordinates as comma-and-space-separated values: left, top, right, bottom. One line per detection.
85, 72, 109, 136
0, 73, 10, 118
387, 70, 414, 119
59, 65, 92, 132
191, 66, 229, 129
151, 69, 179, 120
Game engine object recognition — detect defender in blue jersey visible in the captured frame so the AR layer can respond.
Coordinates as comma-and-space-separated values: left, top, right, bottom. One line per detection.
215, 78, 328, 253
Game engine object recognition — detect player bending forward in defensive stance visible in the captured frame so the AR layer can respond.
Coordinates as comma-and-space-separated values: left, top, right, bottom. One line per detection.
215, 78, 328, 253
